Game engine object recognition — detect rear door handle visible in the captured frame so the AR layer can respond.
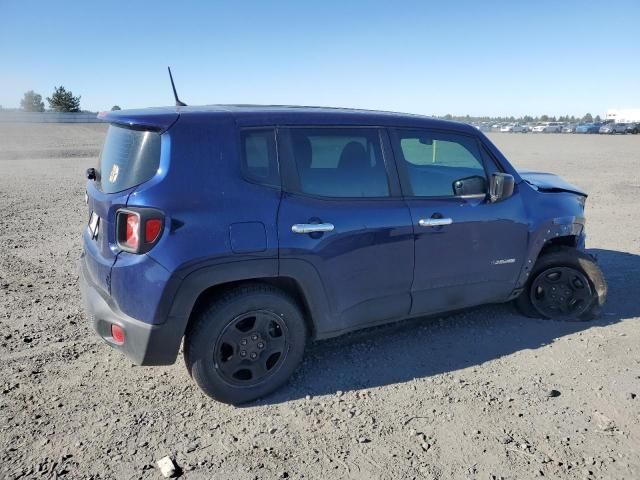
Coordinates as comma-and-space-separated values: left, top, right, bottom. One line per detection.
418, 218, 453, 227
291, 223, 335, 234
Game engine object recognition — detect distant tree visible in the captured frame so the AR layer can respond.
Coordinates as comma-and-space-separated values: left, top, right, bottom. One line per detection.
444, 113, 453, 120
540, 114, 549, 122
582, 113, 593, 123
594, 115, 601, 122
20, 90, 45, 112
47, 86, 81, 112
111, 105, 121, 111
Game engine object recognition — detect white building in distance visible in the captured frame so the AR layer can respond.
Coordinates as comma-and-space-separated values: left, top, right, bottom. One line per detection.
606, 108, 640, 123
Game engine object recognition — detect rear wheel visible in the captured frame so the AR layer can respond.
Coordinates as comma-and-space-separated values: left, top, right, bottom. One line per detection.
515, 247, 607, 321
184, 283, 308, 404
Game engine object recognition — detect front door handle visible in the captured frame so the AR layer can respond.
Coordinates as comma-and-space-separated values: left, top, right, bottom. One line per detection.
291, 223, 335, 234
418, 218, 453, 227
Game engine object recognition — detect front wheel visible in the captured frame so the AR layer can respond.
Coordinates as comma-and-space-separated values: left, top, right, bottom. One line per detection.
515, 247, 607, 321
184, 283, 308, 404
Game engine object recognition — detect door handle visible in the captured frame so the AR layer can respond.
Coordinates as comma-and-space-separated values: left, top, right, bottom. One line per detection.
291, 223, 335, 234
418, 218, 453, 227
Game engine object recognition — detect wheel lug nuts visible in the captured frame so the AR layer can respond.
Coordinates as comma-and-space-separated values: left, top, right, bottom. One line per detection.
241, 339, 247, 345
240, 350, 247, 357
250, 353, 257, 359
257, 342, 264, 349
251, 335, 258, 341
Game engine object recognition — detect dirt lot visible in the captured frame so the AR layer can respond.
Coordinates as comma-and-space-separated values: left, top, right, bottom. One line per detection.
1, 123, 639, 480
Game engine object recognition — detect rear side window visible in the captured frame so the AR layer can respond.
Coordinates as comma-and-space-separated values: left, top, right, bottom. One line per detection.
240, 129, 279, 187
281, 127, 389, 198
97, 125, 161, 193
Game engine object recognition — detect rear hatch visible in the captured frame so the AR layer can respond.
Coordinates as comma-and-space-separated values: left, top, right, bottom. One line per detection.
83, 109, 177, 294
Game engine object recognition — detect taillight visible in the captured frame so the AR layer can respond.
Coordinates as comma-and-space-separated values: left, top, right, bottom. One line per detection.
145, 219, 162, 244
116, 208, 164, 253
124, 213, 140, 250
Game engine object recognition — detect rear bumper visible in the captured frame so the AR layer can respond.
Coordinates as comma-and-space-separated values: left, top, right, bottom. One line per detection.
79, 254, 182, 366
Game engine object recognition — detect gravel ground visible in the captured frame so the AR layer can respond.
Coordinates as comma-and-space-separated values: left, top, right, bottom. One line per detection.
0, 123, 639, 480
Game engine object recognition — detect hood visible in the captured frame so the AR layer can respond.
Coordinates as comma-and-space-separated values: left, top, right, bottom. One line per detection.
519, 170, 587, 197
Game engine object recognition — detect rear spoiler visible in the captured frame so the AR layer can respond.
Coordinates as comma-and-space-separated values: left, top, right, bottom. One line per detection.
97, 107, 179, 133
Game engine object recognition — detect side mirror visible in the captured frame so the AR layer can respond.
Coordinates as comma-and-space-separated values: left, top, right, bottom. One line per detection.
489, 173, 515, 203
452, 175, 486, 196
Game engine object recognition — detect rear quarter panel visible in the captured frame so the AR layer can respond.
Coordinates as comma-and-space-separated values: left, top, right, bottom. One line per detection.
122, 113, 280, 288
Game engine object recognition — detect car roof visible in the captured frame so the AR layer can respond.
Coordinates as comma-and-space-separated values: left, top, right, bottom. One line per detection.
102, 104, 477, 133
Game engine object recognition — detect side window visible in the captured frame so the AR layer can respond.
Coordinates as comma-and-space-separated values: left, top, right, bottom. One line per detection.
282, 127, 389, 198
393, 129, 487, 197
240, 129, 279, 187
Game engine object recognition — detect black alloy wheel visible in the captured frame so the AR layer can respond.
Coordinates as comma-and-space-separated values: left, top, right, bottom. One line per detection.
514, 246, 607, 322
215, 310, 288, 386
530, 266, 593, 320
184, 283, 308, 404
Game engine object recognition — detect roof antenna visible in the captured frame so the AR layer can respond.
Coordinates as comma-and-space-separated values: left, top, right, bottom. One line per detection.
167, 66, 187, 107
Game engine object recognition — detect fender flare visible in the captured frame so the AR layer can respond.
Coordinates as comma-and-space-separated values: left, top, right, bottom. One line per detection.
156, 258, 333, 364
516, 216, 585, 288
167, 259, 279, 321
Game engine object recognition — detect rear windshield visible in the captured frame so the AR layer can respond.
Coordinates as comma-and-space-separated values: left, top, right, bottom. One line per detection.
97, 125, 161, 193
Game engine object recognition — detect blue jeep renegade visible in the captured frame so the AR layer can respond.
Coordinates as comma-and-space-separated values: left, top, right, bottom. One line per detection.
80, 105, 607, 404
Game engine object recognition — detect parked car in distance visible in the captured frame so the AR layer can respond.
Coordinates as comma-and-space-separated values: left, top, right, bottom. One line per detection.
562, 123, 577, 133
473, 123, 492, 132
500, 123, 527, 133
599, 123, 628, 134
80, 105, 607, 404
575, 123, 601, 134
625, 123, 639, 134
532, 122, 562, 133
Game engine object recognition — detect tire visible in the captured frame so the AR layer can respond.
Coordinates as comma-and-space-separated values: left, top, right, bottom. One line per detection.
184, 283, 308, 404
515, 246, 607, 321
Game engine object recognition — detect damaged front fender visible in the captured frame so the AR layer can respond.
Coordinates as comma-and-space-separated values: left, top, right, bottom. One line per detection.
515, 216, 586, 289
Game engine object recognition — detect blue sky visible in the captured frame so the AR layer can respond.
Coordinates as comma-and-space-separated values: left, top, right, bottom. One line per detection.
1, 0, 639, 117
